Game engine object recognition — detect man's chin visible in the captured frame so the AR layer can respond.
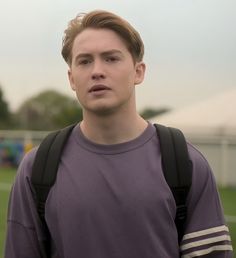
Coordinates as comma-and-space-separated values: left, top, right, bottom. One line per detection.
85, 104, 118, 117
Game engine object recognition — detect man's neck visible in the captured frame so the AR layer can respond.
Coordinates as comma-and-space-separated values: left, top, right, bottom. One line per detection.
80, 111, 148, 145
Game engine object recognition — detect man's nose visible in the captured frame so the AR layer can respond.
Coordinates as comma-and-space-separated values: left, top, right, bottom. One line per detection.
91, 73, 105, 80
91, 60, 106, 80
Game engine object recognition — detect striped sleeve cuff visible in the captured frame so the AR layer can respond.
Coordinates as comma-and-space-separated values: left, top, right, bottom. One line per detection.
180, 225, 233, 257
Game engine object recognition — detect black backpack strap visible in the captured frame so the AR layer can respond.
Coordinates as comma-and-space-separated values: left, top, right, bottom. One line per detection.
154, 123, 192, 243
31, 124, 76, 225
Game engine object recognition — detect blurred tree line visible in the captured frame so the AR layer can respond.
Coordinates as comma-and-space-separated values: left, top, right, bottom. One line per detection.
0, 85, 170, 131
0, 87, 12, 129
0, 86, 82, 130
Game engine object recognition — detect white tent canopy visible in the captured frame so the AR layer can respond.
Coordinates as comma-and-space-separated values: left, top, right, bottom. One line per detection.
150, 88, 236, 138
150, 88, 236, 186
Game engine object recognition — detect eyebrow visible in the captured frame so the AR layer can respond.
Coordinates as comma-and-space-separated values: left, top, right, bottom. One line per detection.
74, 49, 123, 61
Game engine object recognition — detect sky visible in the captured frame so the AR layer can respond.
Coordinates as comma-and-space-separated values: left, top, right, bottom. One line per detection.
0, 0, 235, 112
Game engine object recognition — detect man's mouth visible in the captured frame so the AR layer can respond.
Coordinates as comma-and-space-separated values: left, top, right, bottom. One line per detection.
89, 85, 111, 93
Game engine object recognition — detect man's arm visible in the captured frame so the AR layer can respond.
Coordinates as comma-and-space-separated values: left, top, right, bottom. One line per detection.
4, 149, 48, 258
180, 144, 233, 257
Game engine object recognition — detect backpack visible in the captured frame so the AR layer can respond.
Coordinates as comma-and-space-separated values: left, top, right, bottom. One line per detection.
31, 123, 192, 244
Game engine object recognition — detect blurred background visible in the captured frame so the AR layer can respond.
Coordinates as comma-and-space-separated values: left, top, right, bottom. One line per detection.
0, 0, 235, 256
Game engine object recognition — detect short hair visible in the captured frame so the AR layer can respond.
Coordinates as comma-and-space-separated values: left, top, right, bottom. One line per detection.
61, 10, 144, 65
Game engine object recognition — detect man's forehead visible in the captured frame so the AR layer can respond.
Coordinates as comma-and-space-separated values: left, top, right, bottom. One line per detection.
72, 28, 128, 53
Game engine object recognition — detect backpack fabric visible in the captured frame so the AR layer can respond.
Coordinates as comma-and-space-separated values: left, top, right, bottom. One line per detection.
31, 123, 192, 244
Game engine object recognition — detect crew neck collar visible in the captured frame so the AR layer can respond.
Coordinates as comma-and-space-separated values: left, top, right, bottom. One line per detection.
72, 122, 156, 155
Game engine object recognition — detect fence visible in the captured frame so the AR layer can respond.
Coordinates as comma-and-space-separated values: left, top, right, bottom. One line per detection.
186, 132, 236, 187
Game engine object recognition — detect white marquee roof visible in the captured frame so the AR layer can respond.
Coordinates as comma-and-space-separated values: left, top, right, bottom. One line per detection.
150, 88, 236, 137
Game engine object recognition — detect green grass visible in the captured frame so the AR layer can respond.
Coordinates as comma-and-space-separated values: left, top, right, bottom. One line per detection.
220, 187, 236, 215
0, 168, 235, 257
218, 187, 236, 254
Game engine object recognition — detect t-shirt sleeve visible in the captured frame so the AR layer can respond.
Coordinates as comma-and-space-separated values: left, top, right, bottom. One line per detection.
180, 144, 233, 257
4, 148, 49, 258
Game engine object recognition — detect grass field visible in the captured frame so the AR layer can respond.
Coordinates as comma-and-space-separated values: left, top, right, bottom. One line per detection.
0, 168, 235, 257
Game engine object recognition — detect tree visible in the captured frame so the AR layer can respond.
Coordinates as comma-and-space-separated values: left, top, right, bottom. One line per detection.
16, 90, 83, 130
0, 86, 12, 129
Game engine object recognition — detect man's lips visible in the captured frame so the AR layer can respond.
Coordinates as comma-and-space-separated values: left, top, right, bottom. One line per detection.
89, 85, 111, 93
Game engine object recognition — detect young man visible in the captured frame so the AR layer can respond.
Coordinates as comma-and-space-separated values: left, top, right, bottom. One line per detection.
5, 10, 233, 257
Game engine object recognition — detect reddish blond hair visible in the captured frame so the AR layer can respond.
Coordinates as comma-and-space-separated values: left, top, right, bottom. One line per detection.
61, 10, 144, 65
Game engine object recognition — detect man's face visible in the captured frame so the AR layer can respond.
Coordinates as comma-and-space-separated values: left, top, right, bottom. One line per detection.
68, 28, 145, 116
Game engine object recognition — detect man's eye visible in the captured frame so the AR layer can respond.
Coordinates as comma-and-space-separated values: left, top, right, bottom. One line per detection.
106, 56, 119, 62
78, 59, 91, 65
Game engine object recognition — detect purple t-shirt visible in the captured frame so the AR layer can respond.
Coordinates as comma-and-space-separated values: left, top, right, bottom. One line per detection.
5, 123, 233, 257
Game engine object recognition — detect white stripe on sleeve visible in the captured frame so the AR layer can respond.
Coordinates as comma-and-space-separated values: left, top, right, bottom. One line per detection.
180, 225, 233, 257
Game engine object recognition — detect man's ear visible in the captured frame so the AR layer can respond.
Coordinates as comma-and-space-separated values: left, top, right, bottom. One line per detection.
68, 69, 76, 91
134, 62, 146, 85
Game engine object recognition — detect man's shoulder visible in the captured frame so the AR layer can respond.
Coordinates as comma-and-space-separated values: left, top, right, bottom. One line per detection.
23, 147, 38, 164
187, 142, 211, 171
186, 142, 215, 198
17, 147, 38, 178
